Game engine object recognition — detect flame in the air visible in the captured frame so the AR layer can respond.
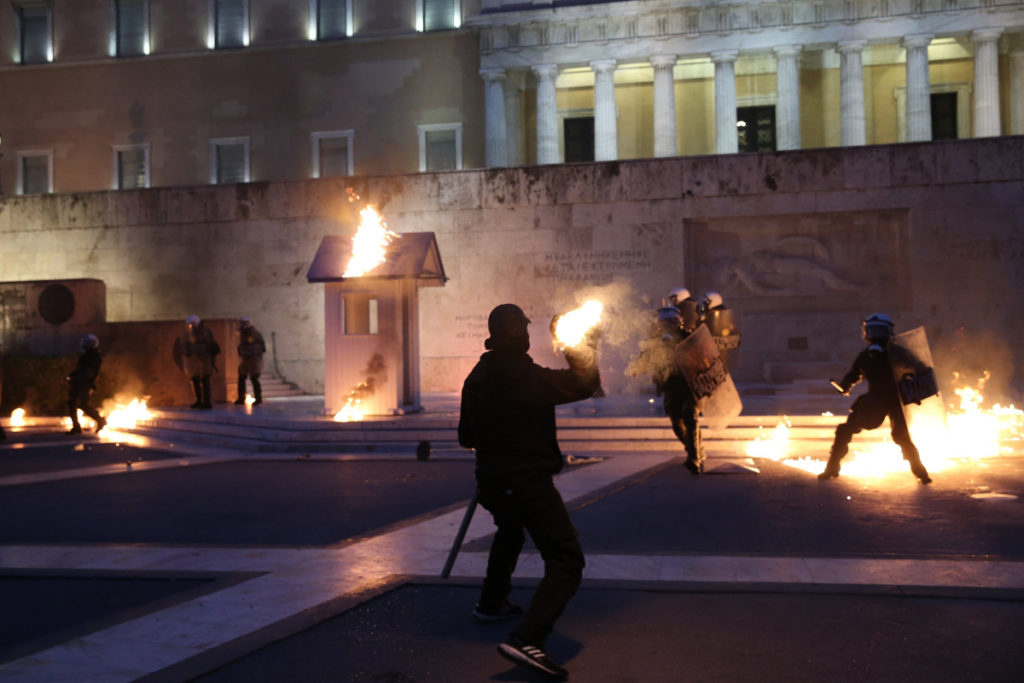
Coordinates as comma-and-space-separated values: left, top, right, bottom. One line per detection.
343, 204, 396, 278
554, 300, 603, 349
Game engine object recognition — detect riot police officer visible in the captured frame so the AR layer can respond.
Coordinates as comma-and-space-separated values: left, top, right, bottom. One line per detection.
667, 286, 700, 334
234, 317, 267, 406
67, 334, 106, 434
174, 315, 219, 409
698, 291, 741, 373
819, 313, 931, 484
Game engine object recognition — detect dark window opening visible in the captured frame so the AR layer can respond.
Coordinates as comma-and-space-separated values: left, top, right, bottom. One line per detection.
931, 92, 958, 141
563, 117, 594, 163
737, 105, 776, 153
317, 0, 347, 40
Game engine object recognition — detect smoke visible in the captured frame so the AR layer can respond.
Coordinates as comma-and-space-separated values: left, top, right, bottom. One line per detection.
549, 281, 661, 393
932, 326, 1019, 405
347, 352, 387, 401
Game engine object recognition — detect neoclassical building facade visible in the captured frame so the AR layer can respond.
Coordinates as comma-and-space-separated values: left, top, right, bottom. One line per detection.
473, 0, 1024, 167
1, 1, 1022, 195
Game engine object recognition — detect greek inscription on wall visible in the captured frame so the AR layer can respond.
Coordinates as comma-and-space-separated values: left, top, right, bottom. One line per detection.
453, 313, 489, 341
534, 249, 653, 285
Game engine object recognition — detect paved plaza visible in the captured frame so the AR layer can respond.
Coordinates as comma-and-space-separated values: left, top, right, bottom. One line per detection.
0, 394, 1022, 682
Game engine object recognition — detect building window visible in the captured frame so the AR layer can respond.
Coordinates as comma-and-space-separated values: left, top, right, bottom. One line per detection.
931, 92, 958, 140
113, 0, 148, 57
564, 117, 595, 163
737, 105, 777, 152
311, 0, 349, 40
17, 3, 53, 64
210, 138, 250, 184
211, 0, 248, 49
418, 0, 460, 32
18, 151, 53, 194
312, 131, 354, 178
113, 145, 149, 189
418, 123, 462, 172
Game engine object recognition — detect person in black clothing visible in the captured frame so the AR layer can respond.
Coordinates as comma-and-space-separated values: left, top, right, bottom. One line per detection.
819, 313, 931, 484
459, 303, 600, 681
67, 334, 106, 435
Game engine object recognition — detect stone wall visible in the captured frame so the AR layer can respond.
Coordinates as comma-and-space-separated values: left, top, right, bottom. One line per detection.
1, 137, 1022, 400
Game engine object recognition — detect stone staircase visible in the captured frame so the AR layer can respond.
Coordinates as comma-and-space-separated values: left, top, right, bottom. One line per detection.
256, 372, 305, 399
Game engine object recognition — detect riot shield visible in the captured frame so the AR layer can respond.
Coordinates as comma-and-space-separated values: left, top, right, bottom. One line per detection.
887, 326, 947, 446
703, 307, 741, 371
678, 299, 700, 333
674, 325, 742, 430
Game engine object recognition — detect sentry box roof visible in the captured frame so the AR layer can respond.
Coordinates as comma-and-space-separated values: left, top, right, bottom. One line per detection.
306, 232, 447, 285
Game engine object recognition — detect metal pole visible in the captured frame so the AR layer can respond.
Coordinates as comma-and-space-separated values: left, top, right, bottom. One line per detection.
441, 491, 479, 579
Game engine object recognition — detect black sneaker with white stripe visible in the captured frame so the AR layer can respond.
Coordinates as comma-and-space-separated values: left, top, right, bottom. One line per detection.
497, 635, 568, 680
472, 600, 523, 623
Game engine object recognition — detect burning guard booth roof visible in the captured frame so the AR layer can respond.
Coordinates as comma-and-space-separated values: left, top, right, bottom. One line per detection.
306, 232, 447, 285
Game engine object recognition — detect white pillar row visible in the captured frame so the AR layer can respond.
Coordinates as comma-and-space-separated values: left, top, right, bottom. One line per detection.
481, 67, 508, 167
532, 64, 560, 165
1012, 47, 1024, 135
773, 44, 802, 151
650, 54, 678, 157
972, 28, 1004, 138
591, 59, 618, 161
838, 40, 868, 147
903, 33, 934, 142
503, 70, 525, 166
711, 50, 739, 154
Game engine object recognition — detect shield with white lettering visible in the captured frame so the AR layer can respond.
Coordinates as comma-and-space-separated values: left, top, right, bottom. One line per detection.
888, 326, 947, 445
674, 325, 743, 430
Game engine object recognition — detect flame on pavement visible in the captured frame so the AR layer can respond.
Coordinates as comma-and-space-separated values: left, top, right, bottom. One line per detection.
333, 383, 369, 422
553, 300, 603, 350
10, 408, 27, 427
745, 370, 1024, 478
104, 398, 153, 431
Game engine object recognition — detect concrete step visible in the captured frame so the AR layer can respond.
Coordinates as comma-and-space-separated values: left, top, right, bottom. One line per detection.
122, 408, 875, 455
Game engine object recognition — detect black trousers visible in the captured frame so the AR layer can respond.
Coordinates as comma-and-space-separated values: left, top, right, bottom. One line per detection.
663, 384, 702, 464
477, 474, 585, 648
68, 383, 101, 428
832, 394, 921, 463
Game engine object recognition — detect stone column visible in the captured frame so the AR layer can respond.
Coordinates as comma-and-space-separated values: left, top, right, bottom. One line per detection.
532, 64, 560, 165
711, 50, 739, 154
838, 40, 867, 146
1012, 47, 1024, 135
481, 68, 508, 167
904, 34, 934, 142
591, 59, 618, 161
503, 71, 525, 167
650, 54, 678, 157
773, 45, 802, 150
972, 28, 1004, 138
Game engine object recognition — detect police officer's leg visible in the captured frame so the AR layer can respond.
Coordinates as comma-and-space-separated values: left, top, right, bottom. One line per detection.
680, 400, 703, 473
200, 374, 213, 409
820, 399, 881, 479
890, 408, 931, 483
80, 393, 104, 431
67, 387, 82, 433
477, 482, 527, 613
252, 374, 262, 405
234, 372, 247, 404
190, 376, 203, 409
514, 477, 585, 648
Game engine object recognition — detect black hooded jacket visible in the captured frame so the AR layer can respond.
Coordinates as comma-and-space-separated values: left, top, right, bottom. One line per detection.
458, 348, 599, 481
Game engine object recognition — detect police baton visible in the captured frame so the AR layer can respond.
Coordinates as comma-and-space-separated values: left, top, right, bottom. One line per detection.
441, 491, 478, 579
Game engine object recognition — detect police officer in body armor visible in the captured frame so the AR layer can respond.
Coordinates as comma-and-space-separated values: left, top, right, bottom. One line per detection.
234, 317, 267, 406
667, 286, 701, 334
175, 315, 219, 410
653, 305, 705, 475
67, 334, 106, 434
698, 291, 741, 373
819, 313, 931, 484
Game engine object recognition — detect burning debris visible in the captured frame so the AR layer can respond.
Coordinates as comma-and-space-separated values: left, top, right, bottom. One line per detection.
103, 398, 153, 432
10, 408, 27, 428
333, 353, 387, 423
